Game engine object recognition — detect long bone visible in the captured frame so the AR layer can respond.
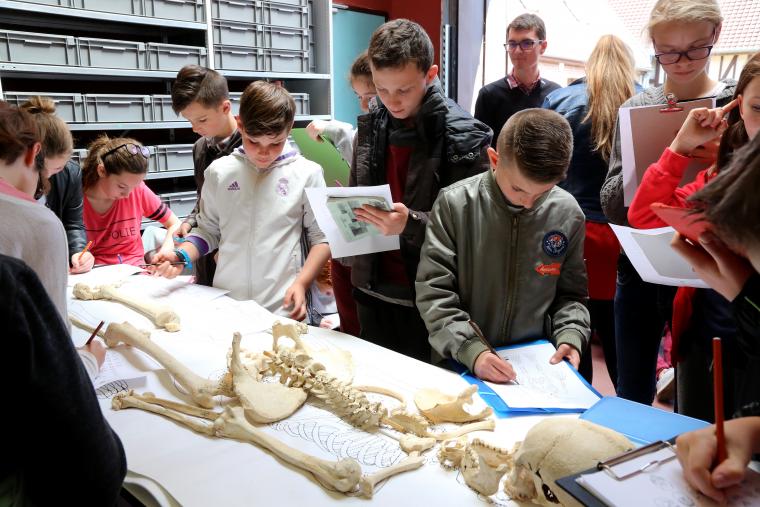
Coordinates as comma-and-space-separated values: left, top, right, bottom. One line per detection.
358, 452, 426, 498
112, 391, 363, 494
74, 283, 181, 332
103, 322, 231, 408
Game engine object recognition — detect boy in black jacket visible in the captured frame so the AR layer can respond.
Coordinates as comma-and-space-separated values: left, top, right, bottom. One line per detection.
349, 19, 492, 361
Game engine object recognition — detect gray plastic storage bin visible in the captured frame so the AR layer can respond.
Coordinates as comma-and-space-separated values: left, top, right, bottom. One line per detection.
70, 148, 88, 166
84, 94, 153, 123
144, 0, 205, 22
78, 37, 146, 69
160, 190, 197, 218
210, 0, 255, 21
153, 144, 194, 173
152, 95, 184, 122
229, 92, 242, 115
0, 30, 78, 66
291, 92, 309, 115
214, 45, 308, 72
72, 0, 143, 15
3, 92, 86, 123
255, 1, 309, 29
212, 21, 308, 51
15, 0, 72, 5
147, 43, 207, 71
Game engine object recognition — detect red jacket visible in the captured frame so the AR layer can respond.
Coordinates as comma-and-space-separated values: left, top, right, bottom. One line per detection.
627, 147, 718, 362
628, 147, 713, 228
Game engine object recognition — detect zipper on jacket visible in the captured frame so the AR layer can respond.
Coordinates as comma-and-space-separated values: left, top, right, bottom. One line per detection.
502, 214, 520, 342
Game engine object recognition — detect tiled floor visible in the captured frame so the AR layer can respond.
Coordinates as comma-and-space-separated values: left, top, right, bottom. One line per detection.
590, 341, 674, 412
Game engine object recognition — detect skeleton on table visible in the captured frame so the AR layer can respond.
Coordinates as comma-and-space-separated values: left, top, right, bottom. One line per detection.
77, 316, 496, 498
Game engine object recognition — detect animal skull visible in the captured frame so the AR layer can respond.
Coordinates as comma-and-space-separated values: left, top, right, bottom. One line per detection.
503, 418, 633, 506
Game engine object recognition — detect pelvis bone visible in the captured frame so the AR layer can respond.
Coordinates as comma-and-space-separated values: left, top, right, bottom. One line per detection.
414, 385, 493, 424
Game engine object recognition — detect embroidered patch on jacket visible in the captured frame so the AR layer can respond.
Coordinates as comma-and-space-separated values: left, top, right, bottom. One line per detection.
542, 231, 568, 257
227, 181, 240, 191
276, 177, 289, 196
535, 262, 561, 276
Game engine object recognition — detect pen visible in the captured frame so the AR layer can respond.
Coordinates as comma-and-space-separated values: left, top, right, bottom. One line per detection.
334, 179, 344, 187
468, 319, 519, 384
713, 337, 727, 465
139, 261, 187, 268
78, 240, 93, 262
85, 320, 105, 346
117, 254, 123, 264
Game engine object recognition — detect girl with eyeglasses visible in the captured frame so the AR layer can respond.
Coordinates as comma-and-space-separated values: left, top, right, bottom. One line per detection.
627, 53, 760, 421
81, 136, 179, 266
599, 0, 738, 412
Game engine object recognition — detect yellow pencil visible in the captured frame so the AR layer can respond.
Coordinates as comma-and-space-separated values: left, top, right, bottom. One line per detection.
78, 240, 93, 262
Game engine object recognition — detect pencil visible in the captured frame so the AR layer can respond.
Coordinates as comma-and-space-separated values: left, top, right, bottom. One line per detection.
713, 337, 727, 465
85, 320, 105, 346
468, 319, 519, 384
78, 240, 93, 262
139, 261, 186, 268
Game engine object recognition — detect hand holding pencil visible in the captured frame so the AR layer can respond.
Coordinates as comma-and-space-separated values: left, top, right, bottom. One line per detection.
70, 240, 95, 274
469, 320, 518, 384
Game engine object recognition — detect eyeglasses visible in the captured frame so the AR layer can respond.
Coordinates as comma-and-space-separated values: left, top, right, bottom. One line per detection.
504, 39, 544, 52
101, 143, 150, 161
654, 45, 714, 65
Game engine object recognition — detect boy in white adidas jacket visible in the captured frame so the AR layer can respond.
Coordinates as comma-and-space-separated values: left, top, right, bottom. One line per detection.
154, 81, 330, 320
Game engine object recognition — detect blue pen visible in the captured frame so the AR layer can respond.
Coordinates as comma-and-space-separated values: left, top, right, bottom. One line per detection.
118, 254, 123, 264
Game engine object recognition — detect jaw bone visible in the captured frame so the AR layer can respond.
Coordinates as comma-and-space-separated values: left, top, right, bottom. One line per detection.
112, 391, 362, 494
103, 322, 230, 408
74, 283, 181, 332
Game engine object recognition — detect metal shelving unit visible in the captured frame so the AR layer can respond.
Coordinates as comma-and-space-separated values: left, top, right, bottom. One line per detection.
0, 0, 333, 215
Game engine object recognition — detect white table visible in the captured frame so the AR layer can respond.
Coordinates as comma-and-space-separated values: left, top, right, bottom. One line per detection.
68, 274, 566, 506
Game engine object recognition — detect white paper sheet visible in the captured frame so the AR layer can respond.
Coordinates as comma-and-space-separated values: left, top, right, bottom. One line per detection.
305, 184, 400, 258
610, 224, 710, 288
68, 263, 144, 287
116, 275, 229, 306
92, 350, 148, 390
619, 98, 715, 206
577, 447, 760, 507
483, 341, 600, 410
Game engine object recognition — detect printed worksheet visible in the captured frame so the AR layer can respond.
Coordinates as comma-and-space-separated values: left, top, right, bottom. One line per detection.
483, 341, 600, 410
577, 447, 760, 507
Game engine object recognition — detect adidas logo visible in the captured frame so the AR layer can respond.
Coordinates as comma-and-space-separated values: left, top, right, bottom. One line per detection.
227, 181, 240, 191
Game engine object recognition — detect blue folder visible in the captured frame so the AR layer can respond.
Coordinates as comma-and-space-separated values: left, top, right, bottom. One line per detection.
580, 396, 710, 446
457, 339, 602, 418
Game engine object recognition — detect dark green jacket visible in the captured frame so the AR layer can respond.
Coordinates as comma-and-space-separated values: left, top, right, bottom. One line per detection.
416, 169, 590, 371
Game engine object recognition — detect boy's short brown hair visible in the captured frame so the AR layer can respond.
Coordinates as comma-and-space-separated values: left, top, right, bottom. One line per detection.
239, 81, 295, 137
507, 13, 547, 41
497, 108, 572, 184
368, 19, 433, 72
171, 65, 229, 114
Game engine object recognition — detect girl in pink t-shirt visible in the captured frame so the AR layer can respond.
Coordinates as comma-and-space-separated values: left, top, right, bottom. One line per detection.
82, 136, 179, 266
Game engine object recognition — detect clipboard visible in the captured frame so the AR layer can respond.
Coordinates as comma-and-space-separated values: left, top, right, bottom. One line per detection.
555, 439, 677, 507
455, 339, 602, 417
290, 128, 350, 187
649, 203, 710, 244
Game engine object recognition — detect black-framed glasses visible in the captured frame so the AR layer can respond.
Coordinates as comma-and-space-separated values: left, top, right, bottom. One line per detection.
504, 39, 544, 52
654, 44, 714, 65
101, 143, 150, 161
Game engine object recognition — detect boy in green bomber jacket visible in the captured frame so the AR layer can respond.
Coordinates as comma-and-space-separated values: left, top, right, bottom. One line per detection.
415, 108, 591, 383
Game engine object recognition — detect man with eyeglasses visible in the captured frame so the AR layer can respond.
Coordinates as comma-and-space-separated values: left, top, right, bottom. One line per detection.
475, 13, 560, 148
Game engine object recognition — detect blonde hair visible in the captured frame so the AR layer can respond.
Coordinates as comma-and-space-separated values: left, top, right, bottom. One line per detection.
584, 35, 636, 161
20, 96, 73, 162
647, 0, 722, 37
82, 135, 148, 189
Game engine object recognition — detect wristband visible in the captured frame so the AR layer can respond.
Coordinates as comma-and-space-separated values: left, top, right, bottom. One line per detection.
174, 248, 192, 271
